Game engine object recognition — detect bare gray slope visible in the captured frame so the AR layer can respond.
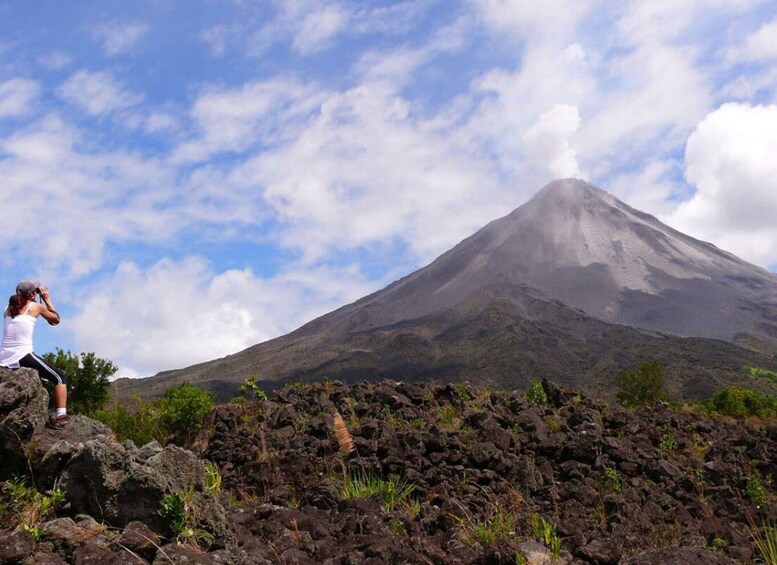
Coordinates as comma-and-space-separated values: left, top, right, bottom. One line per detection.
297, 178, 777, 349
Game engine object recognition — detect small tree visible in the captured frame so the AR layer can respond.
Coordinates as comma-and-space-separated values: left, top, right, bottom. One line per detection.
42, 348, 117, 415
239, 375, 267, 401
616, 360, 666, 408
526, 379, 548, 407
159, 382, 214, 444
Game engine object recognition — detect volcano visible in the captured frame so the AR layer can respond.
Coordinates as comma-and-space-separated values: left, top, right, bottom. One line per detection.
117, 179, 777, 401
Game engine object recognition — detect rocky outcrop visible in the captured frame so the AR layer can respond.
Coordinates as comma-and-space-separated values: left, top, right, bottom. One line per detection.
60, 439, 231, 539
0, 367, 49, 476
0, 368, 234, 561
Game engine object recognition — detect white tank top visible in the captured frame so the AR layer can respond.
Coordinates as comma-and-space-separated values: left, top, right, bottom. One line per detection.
0, 304, 36, 368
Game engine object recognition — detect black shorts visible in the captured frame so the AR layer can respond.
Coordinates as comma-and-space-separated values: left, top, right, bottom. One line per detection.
19, 352, 67, 386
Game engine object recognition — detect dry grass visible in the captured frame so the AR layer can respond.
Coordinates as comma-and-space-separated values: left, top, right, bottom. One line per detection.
332, 409, 354, 457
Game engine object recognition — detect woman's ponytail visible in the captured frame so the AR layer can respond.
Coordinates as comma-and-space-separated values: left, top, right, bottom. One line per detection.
7, 292, 34, 318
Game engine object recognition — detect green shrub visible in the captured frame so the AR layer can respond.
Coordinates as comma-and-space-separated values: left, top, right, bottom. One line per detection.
42, 349, 117, 415
239, 375, 267, 401
531, 514, 562, 560
159, 382, 214, 441
709, 537, 727, 552
746, 471, 768, 507
702, 386, 777, 419
92, 395, 165, 446
748, 366, 777, 385
602, 467, 623, 493
438, 404, 461, 429
1, 476, 65, 538
616, 360, 666, 408
453, 382, 472, 404
159, 492, 188, 537
659, 432, 678, 452
527, 380, 548, 407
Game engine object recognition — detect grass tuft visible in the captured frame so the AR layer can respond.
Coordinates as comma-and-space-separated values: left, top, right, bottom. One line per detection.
748, 515, 777, 565
340, 470, 414, 512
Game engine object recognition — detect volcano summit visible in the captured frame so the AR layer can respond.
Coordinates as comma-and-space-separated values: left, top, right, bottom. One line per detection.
360, 178, 777, 350
118, 179, 777, 400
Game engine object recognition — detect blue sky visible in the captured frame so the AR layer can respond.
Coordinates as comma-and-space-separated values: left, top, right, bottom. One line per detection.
1, 0, 776, 378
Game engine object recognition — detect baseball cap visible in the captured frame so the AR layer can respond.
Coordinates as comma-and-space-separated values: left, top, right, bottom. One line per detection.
16, 280, 42, 294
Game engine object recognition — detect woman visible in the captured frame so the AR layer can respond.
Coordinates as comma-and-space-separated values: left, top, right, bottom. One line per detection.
0, 280, 68, 429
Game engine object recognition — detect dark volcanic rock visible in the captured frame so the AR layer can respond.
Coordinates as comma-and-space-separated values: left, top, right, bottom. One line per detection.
622, 546, 737, 564
60, 438, 231, 539
115, 521, 162, 562
199, 380, 776, 564
0, 367, 49, 477
0, 529, 35, 562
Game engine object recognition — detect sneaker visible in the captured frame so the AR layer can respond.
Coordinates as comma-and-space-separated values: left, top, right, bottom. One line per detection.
47, 414, 69, 430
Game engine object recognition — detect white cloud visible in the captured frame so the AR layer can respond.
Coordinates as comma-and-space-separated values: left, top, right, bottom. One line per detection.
580, 43, 712, 169
37, 51, 72, 70
57, 70, 144, 116
0, 78, 39, 118
92, 20, 149, 56
355, 17, 470, 89
69, 257, 377, 376
352, 1, 432, 35
465, 0, 720, 188
616, 0, 759, 46
728, 17, 777, 62
144, 111, 180, 134
237, 83, 511, 263
606, 160, 686, 218
522, 104, 581, 178
172, 78, 327, 162
200, 24, 233, 57
291, 4, 347, 55
249, 0, 350, 56
670, 103, 777, 266
469, 0, 593, 40
0, 114, 178, 277
464, 42, 594, 181
719, 67, 777, 100
245, 0, 438, 58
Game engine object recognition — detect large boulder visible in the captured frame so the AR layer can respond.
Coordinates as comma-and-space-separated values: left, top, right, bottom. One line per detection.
60, 439, 232, 541
0, 367, 50, 479
32, 415, 114, 486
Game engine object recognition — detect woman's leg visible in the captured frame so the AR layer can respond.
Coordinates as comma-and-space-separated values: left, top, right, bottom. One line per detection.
19, 352, 68, 411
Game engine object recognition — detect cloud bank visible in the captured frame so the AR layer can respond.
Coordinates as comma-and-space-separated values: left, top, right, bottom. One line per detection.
1, 1, 775, 376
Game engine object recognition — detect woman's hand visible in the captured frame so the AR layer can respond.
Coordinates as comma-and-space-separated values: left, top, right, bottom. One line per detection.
36, 287, 60, 326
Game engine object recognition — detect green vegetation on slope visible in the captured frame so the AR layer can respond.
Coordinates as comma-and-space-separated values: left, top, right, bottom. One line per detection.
702, 386, 777, 419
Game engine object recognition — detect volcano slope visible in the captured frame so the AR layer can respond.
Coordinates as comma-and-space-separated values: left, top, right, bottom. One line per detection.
115, 179, 777, 401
